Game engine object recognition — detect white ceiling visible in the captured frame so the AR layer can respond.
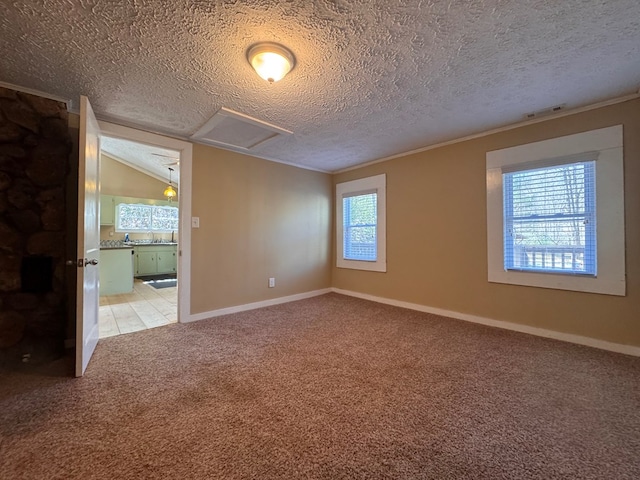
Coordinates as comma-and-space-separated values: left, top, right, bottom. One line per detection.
1, 1, 639, 172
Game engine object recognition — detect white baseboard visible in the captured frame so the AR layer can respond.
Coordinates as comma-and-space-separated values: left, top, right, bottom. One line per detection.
184, 288, 333, 323
331, 288, 640, 357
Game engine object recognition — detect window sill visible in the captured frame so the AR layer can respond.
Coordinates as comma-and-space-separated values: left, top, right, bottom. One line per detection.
337, 259, 386, 272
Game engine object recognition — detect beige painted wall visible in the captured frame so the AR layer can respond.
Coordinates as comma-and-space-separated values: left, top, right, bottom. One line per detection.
190, 144, 332, 314
101, 154, 169, 199
333, 98, 640, 347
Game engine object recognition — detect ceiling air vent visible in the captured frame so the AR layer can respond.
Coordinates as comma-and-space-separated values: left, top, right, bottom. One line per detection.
190, 107, 292, 150
525, 104, 566, 120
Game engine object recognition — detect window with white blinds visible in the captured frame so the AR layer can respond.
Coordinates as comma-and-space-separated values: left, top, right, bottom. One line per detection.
343, 192, 377, 261
503, 161, 596, 275
336, 174, 386, 272
486, 125, 625, 296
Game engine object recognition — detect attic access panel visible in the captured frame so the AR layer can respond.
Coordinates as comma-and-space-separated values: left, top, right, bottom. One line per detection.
190, 107, 292, 150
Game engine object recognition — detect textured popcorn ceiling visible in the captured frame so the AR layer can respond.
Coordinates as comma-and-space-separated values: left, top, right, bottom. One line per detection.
1, 1, 639, 172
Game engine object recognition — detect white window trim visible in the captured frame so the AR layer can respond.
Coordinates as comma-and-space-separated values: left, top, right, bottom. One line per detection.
336, 174, 386, 272
486, 125, 625, 296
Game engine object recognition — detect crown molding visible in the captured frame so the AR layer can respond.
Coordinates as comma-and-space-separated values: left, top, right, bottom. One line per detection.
334, 92, 640, 174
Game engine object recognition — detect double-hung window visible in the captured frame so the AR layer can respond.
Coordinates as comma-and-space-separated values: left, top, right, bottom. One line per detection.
336, 174, 386, 272
503, 158, 596, 276
343, 192, 378, 261
486, 125, 625, 296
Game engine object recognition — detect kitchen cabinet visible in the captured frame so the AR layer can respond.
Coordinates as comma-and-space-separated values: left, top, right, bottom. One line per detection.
157, 248, 177, 274
134, 245, 177, 276
99, 248, 134, 295
100, 195, 115, 226
136, 250, 158, 275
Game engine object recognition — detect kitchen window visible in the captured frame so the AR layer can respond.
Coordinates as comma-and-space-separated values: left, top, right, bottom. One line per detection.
116, 203, 179, 233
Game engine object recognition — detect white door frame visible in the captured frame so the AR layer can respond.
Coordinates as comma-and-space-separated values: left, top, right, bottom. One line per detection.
98, 121, 193, 323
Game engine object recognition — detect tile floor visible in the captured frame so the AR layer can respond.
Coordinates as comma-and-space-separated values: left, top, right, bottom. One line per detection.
99, 278, 177, 338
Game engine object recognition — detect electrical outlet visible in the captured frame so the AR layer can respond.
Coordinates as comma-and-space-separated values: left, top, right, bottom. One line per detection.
268, 277, 275, 288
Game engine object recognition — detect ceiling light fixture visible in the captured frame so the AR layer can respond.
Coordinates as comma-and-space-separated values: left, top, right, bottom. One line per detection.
163, 167, 177, 201
247, 42, 295, 83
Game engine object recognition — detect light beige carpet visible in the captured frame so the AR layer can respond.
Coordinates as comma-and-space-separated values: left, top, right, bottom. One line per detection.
1, 293, 639, 479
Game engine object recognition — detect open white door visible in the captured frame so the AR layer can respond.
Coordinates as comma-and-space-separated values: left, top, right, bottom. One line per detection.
75, 96, 101, 377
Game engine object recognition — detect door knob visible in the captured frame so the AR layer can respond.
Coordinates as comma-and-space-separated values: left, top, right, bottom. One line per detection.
66, 259, 99, 267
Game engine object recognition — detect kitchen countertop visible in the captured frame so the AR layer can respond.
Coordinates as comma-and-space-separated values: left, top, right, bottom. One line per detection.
126, 242, 178, 246
100, 242, 178, 250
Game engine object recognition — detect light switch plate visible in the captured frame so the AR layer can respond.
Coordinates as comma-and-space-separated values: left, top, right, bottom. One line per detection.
192, 217, 200, 228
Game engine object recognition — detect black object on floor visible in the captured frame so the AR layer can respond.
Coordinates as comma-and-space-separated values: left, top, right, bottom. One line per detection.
146, 279, 177, 289
138, 274, 176, 282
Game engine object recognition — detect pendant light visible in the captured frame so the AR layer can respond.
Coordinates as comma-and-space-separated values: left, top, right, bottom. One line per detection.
163, 167, 177, 201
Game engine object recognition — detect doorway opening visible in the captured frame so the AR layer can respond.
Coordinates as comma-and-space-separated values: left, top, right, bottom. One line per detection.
95, 125, 192, 338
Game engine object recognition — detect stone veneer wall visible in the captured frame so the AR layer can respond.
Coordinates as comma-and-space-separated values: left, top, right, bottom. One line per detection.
0, 87, 71, 368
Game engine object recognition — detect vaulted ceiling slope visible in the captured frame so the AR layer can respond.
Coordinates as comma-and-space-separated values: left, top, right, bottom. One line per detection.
1, 1, 639, 172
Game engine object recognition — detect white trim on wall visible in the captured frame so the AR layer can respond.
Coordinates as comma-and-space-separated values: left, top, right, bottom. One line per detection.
331, 288, 640, 357
97, 121, 193, 324
335, 92, 639, 174
90, 112, 331, 175
336, 174, 387, 272
184, 288, 332, 323
178, 284, 639, 357
486, 125, 625, 296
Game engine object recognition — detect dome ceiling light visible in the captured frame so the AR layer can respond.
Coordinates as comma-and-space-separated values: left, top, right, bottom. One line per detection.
247, 42, 295, 83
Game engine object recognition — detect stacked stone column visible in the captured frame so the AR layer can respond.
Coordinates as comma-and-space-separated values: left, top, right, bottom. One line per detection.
0, 87, 71, 367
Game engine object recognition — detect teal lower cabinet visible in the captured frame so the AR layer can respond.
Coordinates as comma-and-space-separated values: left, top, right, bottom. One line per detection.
157, 248, 177, 274
136, 251, 158, 276
99, 248, 134, 295
134, 245, 177, 276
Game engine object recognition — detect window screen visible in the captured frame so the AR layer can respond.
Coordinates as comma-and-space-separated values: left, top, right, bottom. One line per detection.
503, 161, 596, 275
116, 204, 179, 232
117, 204, 152, 231
151, 206, 180, 231
343, 192, 377, 261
